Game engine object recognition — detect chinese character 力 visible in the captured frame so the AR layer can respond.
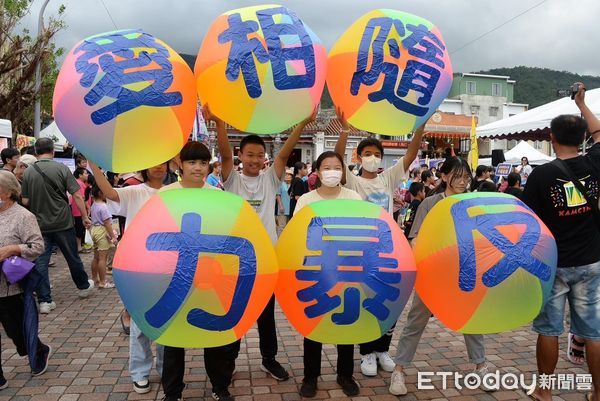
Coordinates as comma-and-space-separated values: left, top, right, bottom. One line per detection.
75, 30, 183, 125
219, 7, 316, 98
144, 213, 256, 331
296, 217, 402, 325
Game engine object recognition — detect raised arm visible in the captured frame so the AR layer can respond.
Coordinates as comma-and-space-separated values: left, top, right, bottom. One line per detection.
574, 83, 600, 144
203, 105, 233, 182
89, 161, 119, 203
334, 106, 351, 158
274, 108, 317, 178
403, 125, 425, 172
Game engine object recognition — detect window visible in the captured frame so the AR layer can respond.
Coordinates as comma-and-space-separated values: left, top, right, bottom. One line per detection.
492, 83, 502, 96
470, 105, 480, 115
466, 81, 476, 94
489, 106, 499, 117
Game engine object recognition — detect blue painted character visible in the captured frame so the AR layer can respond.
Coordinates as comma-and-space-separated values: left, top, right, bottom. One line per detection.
144, 213, 256, 331
451, 197, 553, 292
296, 217, 401, 325
351, 18, 444, 117
74, 29, 183, 125
219, 7, 315, 98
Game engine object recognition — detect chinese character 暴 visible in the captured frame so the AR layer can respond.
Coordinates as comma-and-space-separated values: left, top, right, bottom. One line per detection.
350, 17, 445, 117
575, 374, 593, 391
451, 197, 553, 292
74, 30, 183, 125
219, 6, 316, 98
144, 213, 256, 331
296, 217, 402, 325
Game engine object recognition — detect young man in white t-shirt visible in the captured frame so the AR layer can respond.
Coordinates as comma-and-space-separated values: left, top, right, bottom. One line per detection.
91, 161, 167, 395
334, 107, 425, 377
205, 104, 316, 382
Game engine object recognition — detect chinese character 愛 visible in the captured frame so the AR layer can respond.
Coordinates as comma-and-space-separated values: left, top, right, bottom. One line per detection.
74, 30, 183, 125
296, 217, 402, 325
144, 213, 256, 331
219, 6, 316, 98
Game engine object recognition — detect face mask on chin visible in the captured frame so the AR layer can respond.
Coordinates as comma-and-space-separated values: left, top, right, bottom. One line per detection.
320, 170, 343, 187
361, 155, 382, 173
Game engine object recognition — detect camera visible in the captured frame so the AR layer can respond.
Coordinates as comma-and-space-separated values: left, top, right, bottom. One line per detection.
571, 83, 583, 99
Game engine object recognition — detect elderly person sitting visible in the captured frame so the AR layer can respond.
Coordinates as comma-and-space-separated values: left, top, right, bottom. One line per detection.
0, 170, 51, 389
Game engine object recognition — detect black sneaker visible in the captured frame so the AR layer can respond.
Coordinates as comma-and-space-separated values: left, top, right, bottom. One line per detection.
161, 396, 182, 401
337, 375, 359, 396
299, 377, 317, 398
31, 344, 51, 376
260, 358, 289, 381
211, 388, 234, 401
0, 376, 7, 390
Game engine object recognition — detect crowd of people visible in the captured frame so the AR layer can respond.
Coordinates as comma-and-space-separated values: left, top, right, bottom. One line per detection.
0, 85, 598, 401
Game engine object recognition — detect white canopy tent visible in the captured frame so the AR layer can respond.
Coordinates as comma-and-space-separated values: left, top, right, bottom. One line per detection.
0, 119, 12, 139
504, 140, 554, 165
39, 121, 68, 151
477, 88, 600, 140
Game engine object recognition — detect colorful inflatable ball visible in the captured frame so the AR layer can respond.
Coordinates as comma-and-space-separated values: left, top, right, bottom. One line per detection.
53, 29, 196, 172
276, 199, 416, 344
327, 9, 453, 136
112, 188, 279, 348
414, 193, 557, 334
195, 5, 327, 134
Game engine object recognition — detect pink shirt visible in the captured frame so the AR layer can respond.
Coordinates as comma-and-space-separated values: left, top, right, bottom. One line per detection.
70, 179, 89, 217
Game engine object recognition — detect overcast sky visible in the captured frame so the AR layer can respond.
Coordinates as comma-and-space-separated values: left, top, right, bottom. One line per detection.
19, 0, 600, 76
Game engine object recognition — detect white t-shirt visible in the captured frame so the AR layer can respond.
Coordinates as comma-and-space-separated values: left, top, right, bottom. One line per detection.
223, 167, 281, 244
159, 181, 218, 192
294, 187, 362, 215
107, 184, 158, 231
519, 164, 533, 184
344, 157, 408, 214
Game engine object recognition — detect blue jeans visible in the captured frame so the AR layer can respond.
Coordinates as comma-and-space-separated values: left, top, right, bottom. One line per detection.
129, 320, 164, 382
533, 260, 600, 340
35, 228, 90, 303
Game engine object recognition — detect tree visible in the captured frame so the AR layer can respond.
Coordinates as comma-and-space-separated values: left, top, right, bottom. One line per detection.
0, 0, 65, 141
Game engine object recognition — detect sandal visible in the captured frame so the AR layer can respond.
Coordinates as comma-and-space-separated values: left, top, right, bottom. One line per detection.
120, 311, 130, 335
567, 333, 586, 365
99, 282, 115, 289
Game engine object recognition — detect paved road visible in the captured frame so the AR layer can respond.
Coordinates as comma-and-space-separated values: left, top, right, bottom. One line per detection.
0, 252, 591, 401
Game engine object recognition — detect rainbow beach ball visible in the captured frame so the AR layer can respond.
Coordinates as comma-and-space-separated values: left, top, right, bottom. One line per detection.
195, 5, 327, 134
414, 193, 557, 334
327, 10, 453, 136
53, 29, 197, 172
112, 188, 279, 348
276, 200, 416, 344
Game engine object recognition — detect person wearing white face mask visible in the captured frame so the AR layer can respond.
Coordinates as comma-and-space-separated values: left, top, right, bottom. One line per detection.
294, 151, 362, 398
334, 107, 426, 377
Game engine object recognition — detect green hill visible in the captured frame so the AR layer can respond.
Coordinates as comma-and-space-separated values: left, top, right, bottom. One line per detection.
477, 66, 600, 108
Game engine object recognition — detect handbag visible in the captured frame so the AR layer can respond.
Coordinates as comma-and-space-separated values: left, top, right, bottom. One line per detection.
1, 256, 35, 284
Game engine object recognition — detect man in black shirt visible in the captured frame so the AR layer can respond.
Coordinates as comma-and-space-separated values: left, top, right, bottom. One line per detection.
504, 172, 524, 199
403, 182, 425, 238
523, 84, 599, 401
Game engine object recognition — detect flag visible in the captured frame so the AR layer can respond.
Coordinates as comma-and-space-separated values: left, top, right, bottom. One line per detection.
469, 116, 478, 170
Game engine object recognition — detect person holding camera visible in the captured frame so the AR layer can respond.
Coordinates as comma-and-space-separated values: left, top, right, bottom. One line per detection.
523, 83, 600, 401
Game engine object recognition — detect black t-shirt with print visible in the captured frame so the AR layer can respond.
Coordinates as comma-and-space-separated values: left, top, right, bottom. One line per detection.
403, 199, 422, 238
522, 145, 600, 267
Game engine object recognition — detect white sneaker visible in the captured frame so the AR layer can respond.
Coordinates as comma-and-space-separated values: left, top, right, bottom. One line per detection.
389, 370, 407, 396
375, 351, 396, 372
133, 379, 151, 394
78, 279, 95, 298
473, 364, 496, 392
39, 301, 56, 314
360, 353, 377, 376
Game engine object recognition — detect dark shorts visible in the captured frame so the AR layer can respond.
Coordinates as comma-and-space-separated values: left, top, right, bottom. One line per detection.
74, 216, 85, 242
